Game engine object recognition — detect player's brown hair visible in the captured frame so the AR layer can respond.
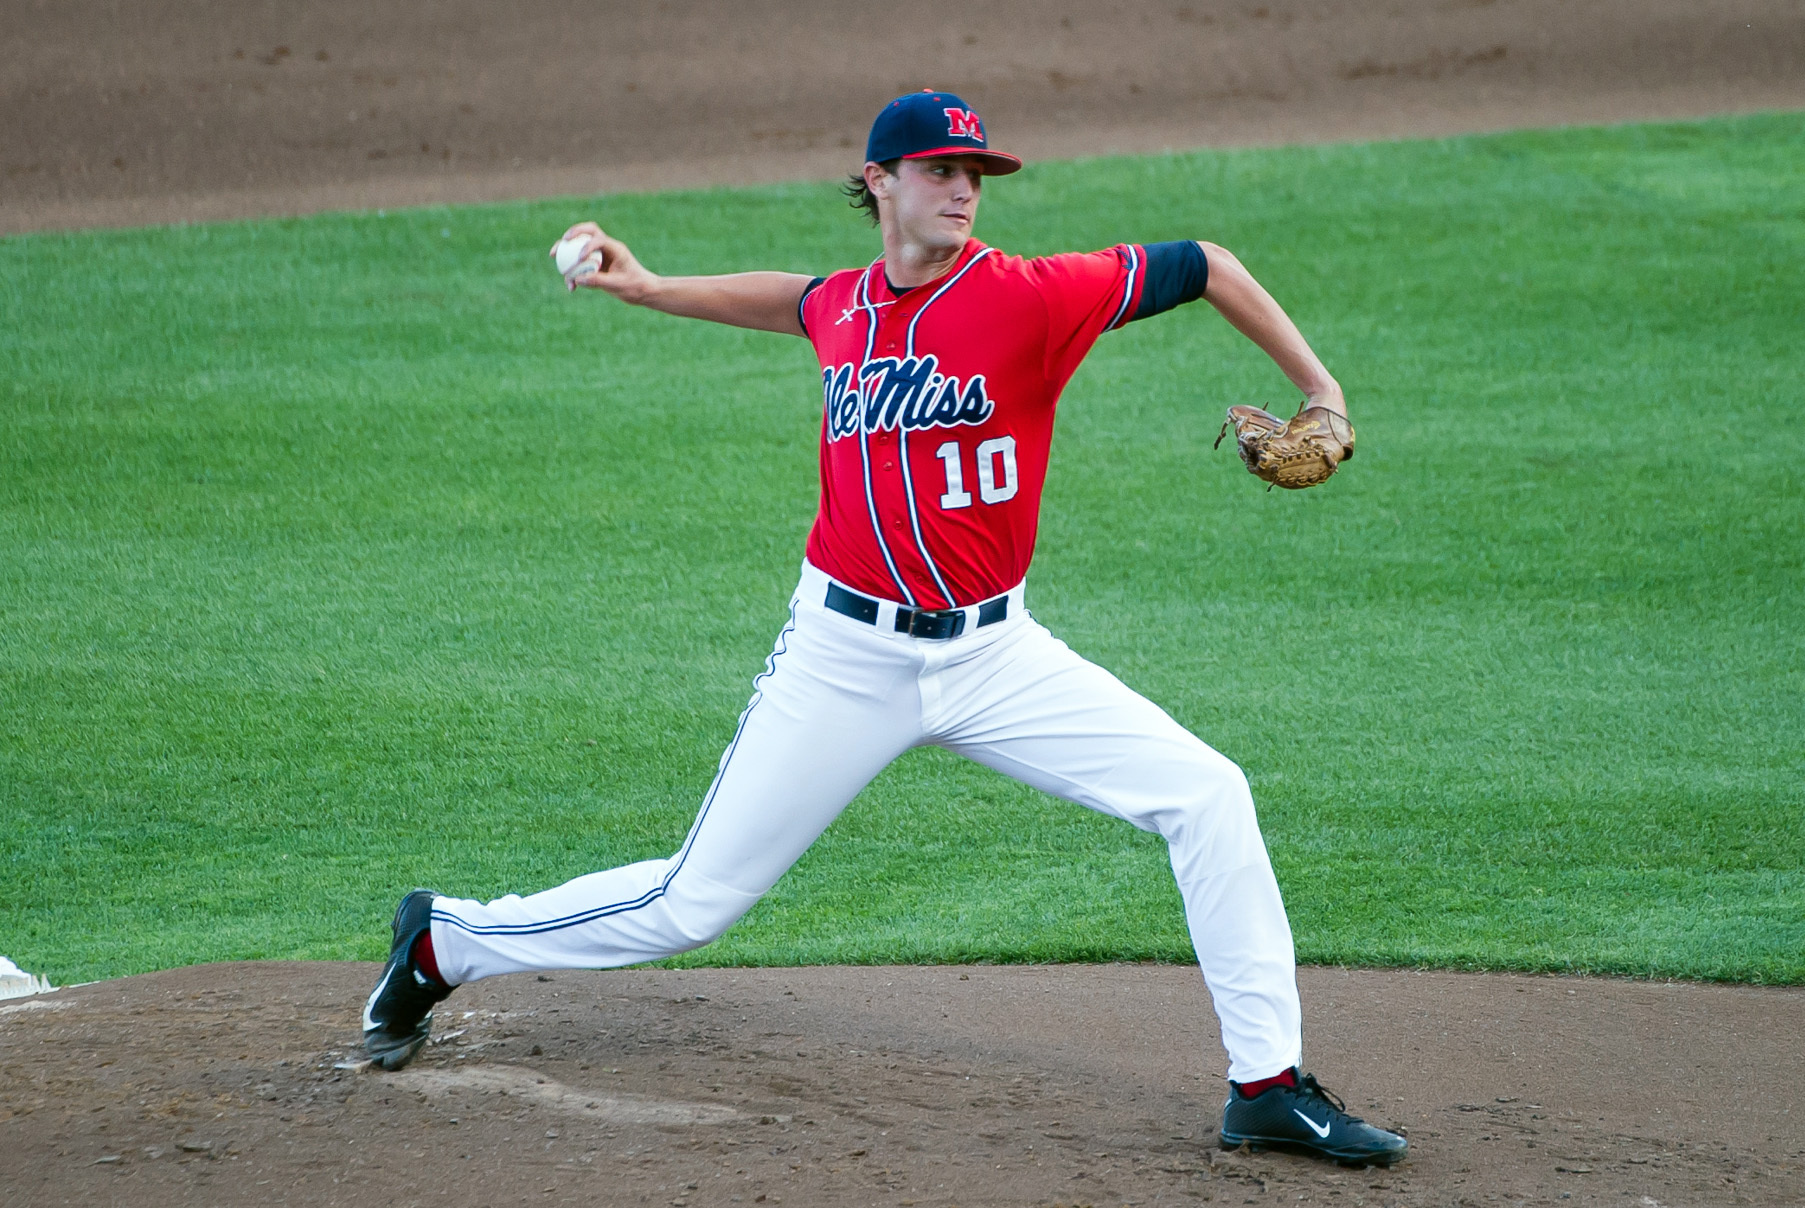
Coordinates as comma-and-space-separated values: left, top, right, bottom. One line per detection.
842, 159, 899, 225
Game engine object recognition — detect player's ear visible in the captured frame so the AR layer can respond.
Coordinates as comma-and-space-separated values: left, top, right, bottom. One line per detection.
863, 160, 896, 199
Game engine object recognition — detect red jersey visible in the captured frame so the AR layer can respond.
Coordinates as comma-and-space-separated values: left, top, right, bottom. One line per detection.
798, 238, 1151, 610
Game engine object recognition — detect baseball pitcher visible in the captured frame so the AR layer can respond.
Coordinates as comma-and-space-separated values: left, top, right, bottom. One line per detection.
363, 90, 1400, 1166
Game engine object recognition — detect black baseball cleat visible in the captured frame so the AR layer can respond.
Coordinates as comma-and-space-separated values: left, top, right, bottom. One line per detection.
1219, 1070, 1408, 1167
362, 889, 453, 1071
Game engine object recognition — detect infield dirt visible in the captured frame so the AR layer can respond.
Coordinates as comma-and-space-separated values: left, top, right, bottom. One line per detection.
4, 0, 1803, 1204
4, 0, 1803, 234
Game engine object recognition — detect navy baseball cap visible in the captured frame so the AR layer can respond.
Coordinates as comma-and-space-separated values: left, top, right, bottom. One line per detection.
865, 90, 1022, 175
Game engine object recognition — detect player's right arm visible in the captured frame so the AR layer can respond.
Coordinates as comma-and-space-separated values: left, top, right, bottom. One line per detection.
555, 222, 812, 337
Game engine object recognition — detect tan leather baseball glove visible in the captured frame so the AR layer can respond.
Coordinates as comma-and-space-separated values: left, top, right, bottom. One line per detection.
1215, 403, 1356, 490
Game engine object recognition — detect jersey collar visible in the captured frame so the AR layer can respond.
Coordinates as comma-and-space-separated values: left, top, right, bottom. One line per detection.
872, 238, 988, 303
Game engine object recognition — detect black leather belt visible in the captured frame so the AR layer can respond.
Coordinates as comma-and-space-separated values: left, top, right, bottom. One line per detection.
824, 582, 1009, 640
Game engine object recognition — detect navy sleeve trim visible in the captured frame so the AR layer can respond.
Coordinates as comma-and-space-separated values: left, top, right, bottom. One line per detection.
797, 276, 827, 335
1129, 241, 1208, 323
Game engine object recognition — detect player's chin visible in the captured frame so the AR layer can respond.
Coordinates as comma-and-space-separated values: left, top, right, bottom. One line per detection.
930, 219, 972, 246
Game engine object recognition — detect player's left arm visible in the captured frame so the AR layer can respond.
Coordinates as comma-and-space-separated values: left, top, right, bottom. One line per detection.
1196, 242, 1345, 418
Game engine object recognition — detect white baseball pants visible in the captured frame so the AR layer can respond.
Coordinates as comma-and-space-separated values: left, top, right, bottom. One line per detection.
430, 561, 1303, 1082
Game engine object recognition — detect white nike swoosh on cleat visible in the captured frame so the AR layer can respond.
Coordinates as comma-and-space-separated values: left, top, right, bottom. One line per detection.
1293, 1108, 1332, 1138
362, 965, 393, 1033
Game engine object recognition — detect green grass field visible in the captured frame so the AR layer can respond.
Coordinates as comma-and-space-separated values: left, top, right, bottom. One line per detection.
3, 114, 1801, 986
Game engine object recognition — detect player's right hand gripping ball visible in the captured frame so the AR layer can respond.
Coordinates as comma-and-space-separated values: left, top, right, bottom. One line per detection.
551, 234, 604, 287
1215, 403, 1356, 490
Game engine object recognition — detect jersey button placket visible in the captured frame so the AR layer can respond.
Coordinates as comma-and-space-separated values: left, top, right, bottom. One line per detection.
879, 317, 900, 472
880, 311, 905, 477
881, 304, 907, 355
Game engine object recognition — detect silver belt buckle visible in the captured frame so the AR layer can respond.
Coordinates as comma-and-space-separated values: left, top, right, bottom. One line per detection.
900, 607, 965, 639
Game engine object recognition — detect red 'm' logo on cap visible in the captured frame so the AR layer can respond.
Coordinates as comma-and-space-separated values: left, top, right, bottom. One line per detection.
944, 108, 983, 140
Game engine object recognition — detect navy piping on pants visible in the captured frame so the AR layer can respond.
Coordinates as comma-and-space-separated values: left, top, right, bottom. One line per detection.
430, 600, 802, 938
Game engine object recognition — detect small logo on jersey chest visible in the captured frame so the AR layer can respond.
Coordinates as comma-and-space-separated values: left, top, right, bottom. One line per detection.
836, 300, 892, 326
824, 354, 996, 440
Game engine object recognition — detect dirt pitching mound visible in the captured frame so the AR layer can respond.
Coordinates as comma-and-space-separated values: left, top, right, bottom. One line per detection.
3, 962, 1801, 1206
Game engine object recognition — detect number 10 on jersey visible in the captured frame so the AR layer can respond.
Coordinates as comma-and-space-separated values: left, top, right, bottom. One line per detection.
935, 436, 1018, 510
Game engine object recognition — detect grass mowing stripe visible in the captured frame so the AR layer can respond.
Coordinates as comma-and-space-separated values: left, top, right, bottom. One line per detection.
2, 114, 1801, 984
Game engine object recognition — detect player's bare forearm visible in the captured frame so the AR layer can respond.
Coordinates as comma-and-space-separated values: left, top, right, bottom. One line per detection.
1197, 242, 1345, 417
628, 271, 815, 335
556, 222, 811, 336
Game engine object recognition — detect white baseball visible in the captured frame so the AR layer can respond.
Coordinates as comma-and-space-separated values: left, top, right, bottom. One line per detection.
553, 234, 603, 279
